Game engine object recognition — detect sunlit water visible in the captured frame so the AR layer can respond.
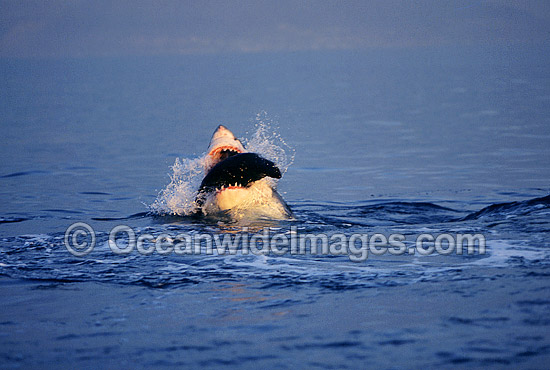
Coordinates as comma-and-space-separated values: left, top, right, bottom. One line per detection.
1, 47, 550, 368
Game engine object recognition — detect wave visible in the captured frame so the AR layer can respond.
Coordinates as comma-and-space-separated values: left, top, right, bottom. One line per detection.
1, 194, 549, 289
0, 232, 486, 290
91, 212, 150, 221
0, 217, 29, 224
462, 194, 550, 221
87, 194, 550, 229
1, 231, 546, 290
0, 170, 48, 178
293, 194, 550, 228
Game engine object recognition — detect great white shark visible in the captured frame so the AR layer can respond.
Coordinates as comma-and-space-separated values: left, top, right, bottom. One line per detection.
195, 125, 293, 220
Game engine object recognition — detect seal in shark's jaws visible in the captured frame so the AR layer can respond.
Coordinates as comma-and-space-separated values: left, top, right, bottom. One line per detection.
199, 153, 281, 194
196, 125, 293, 220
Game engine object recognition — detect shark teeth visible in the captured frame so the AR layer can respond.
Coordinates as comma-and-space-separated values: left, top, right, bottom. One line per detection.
216, 183, 246, 192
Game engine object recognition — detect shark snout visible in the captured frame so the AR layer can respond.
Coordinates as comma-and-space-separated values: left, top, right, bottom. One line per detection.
206, 125, 246, 170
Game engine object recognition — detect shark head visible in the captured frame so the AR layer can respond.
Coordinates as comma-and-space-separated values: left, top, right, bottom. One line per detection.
197, 125, 293, 219
205, 125, 246, 171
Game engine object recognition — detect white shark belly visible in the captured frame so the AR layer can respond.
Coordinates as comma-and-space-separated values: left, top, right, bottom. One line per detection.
202, 179, 293, 220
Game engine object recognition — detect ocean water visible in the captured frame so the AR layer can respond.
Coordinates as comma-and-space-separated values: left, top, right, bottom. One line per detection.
1, 47, 550, 369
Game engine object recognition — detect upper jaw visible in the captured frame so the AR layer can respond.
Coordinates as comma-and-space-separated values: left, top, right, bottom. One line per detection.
205, 125, 246, 169
208, 145, 243, 158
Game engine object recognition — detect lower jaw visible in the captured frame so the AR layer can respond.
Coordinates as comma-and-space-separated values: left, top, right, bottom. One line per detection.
214, 187, 250, 210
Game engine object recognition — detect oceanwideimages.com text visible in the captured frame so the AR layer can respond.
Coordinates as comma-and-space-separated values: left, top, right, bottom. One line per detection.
65, 223, 486, 262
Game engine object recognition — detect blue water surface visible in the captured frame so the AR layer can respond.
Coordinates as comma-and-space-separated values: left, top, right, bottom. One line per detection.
1, 46, 550, 369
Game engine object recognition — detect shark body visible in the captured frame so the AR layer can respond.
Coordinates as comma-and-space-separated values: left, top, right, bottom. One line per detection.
196, 125, 293, 220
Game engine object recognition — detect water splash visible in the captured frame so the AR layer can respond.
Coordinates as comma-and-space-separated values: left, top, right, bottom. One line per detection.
149, 157, 205, 216
150, 115, 295, 216
245, 112, 295, 176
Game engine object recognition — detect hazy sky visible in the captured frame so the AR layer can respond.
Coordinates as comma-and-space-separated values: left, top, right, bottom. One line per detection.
1, 0, 549, 57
